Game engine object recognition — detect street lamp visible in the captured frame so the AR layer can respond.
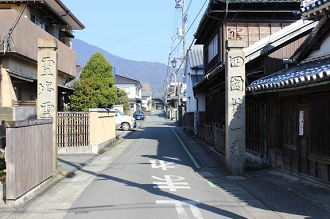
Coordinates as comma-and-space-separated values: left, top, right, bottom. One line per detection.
171, 59, 177, 69
175, 0, 183, 8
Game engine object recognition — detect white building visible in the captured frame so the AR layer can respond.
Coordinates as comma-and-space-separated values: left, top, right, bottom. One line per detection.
184, 45, 205, 112
141, 91, 152, 111
115, 75, 142, 113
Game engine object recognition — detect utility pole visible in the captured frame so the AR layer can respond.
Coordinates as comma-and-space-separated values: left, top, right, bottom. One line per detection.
182, 0, 187, 62
175, 0, 187, 107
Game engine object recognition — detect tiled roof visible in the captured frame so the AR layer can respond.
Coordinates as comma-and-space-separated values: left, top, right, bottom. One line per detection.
188, 45, 204, 69
115, 75, 141, 85
299, 0, 330, 19
194, 20, 315, 91
7, 70, 36, 82
247, 57, 330, 92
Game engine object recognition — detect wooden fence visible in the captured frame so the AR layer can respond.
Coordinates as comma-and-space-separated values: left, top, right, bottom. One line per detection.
5, 119, 53, 201
57, 112, 90, 148
198, 121, 225, 155
12, 100, 36, 106
184, 112, 194, 131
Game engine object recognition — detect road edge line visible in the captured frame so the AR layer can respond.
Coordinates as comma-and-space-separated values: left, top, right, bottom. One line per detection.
169, 124, 201, 169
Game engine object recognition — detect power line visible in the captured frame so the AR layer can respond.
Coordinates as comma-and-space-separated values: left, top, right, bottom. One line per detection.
174, 38, 196, 76
169, 0, 207, 56
73, 32, 171, 48
185, 0, 193, 15
228, 3, 245, 24
123, 21, 172, 40
164, 0, 207, 97
122, 47, 169, 56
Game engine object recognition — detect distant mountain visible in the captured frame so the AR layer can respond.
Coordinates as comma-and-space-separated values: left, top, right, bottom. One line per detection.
72, 38, 170, 92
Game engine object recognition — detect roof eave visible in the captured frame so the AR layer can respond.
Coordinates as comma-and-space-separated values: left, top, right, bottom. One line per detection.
52, 0, 85, 29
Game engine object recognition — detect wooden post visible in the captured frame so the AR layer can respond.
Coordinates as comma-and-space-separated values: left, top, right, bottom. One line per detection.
225, 40, 246, 175
37, 39, 58, 172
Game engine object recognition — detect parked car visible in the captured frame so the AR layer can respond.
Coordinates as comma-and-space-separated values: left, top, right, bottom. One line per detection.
110, 109, 136, 131
133, 110, 145, 120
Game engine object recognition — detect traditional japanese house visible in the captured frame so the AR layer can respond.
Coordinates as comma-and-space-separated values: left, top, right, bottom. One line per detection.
192, 0, 302, 155
0, 0, 85, 111
246, 0, 330, 183
183, 45, 205, 132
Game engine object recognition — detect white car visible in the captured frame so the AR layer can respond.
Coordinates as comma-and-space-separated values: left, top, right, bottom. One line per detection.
110, 109, 136, 131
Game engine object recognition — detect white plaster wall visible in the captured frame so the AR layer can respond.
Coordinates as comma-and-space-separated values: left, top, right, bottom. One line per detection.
196, 92, 205, 111
185, 68, 204, 113
186, 75, 195, 112
137, 88, 142, 99
309, 31, 330, 58
115, 83, 137, 99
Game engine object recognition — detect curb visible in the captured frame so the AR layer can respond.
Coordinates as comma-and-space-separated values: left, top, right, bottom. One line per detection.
3, 137, 126, 217
2, 171, 65, 219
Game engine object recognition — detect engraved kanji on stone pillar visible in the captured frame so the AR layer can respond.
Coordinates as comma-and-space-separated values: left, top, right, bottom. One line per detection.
225, 40, 246, 175
37, 39, 58, 172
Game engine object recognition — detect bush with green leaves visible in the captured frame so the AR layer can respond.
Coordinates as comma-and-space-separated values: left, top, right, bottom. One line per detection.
116, 88, 130, 111
70, 52, 117, 111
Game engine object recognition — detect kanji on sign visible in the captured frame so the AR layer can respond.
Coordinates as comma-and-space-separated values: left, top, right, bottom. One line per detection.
152, 175, 191, 191
230, 76, 244, 91
40, 101, 55, 119
41, 57, 55, 76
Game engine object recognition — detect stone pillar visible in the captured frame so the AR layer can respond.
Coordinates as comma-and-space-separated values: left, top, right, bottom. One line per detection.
225, 40, 246, 175
37, 39, 58, 172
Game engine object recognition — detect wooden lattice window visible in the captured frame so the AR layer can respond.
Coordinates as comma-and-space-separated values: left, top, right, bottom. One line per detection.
310, 98, 330, 159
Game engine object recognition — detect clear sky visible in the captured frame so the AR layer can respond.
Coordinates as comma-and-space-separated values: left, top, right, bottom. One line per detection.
61, 0, 208, 65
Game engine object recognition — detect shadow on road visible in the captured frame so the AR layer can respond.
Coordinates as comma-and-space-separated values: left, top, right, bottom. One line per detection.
62, 160, 246, 219
60, 112, 319, 218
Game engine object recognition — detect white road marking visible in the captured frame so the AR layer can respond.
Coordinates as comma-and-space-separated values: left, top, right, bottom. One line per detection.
156, 200, 203, 219
152, 175, 191, 191
163, 156, 181, 161
149, 159, 175, 170
189, 204, 204, 219
175, 203, 189, 219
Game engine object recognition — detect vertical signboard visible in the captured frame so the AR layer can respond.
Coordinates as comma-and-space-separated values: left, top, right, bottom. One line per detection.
37, 39, 58, 172
225, 40, 246, 175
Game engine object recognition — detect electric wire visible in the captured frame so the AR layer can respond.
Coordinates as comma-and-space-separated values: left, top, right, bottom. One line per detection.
74, 32, 171, 48
123, 21, 172, 40
228, 3, 245, 24
122, 47, 169, 56
164, 0, 208, 93
169, 0, 208, 57
185, 0, 193, 15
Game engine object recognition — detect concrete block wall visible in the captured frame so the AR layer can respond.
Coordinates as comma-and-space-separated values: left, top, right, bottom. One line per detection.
0, 106, 36, 148
58, 109, 117, 154
0, 107, 36, 122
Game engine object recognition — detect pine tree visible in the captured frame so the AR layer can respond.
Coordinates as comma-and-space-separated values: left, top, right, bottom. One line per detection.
69, 52, 117, 111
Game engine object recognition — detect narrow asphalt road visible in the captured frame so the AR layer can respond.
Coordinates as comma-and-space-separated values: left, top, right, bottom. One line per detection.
8, 111, 330, 219
63, 112, 253, 219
